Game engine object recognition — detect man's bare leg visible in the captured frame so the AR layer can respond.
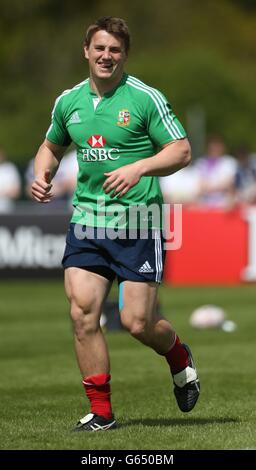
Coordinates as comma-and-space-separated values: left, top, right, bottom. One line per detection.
65, 267, 115, 426
120, 280, 200, 412
65, 267, 111, 376
120, 280, 175, 353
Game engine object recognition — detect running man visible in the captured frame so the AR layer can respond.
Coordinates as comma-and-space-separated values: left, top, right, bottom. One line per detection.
31, 16, 200, 432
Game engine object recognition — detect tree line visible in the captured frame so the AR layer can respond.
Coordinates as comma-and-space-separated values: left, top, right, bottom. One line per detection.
1, 0, 256, 163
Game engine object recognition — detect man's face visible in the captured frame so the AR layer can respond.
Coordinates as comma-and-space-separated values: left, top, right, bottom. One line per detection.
84, 30, 127, 82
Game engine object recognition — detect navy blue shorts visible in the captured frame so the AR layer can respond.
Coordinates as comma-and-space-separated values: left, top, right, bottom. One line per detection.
62, 224, 165, 284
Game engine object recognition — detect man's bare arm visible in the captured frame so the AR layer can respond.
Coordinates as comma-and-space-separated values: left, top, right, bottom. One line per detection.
137, 138, 191, 177
31, 139, 68, 203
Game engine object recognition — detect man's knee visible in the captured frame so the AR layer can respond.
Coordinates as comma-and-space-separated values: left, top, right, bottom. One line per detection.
120, 309, 148, 338
70, 301, 99, 340
130, 319, 148, 338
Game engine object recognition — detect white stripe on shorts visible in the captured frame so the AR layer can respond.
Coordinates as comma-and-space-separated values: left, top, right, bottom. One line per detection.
154, 230, 163, 283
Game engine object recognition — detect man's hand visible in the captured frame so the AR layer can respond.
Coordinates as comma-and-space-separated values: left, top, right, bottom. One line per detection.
103, 163, 142, 197
31, 169, 53, 203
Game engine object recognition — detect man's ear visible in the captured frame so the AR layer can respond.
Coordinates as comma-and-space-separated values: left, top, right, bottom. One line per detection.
84, 46, 89, 59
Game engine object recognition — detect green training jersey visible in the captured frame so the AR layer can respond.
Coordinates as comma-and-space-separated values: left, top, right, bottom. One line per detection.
46, 73, 186, 228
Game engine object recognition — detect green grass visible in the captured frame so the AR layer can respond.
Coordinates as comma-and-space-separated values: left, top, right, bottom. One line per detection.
0, 281, 255, 450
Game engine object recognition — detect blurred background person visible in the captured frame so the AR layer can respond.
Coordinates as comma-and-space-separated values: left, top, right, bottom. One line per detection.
25, 150, 78, 208
0, 147, 21, 213
234, 145, 256, 205
194, 135, 237, 209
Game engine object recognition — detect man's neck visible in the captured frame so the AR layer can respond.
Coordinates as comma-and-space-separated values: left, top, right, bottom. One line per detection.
89, 73, 124, 98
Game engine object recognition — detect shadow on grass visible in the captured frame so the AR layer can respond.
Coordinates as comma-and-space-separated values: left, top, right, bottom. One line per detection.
120, 417, 238, 428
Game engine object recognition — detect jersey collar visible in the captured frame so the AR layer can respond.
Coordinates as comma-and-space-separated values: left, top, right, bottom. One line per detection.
87, 73, 128, 98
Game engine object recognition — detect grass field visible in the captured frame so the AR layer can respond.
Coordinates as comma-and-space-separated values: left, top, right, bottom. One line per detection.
0, 280, 255, 450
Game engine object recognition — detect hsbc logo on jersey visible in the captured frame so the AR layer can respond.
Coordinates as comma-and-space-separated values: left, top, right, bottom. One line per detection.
82, 135, 120, 162
87, 135, 106, 148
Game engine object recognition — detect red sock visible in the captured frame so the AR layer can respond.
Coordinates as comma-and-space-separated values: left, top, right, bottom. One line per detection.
83, 373, 113, 419
164, 335, 189, 375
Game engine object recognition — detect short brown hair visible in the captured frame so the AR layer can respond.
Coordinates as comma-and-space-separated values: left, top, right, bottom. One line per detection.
84, 16, 130, 54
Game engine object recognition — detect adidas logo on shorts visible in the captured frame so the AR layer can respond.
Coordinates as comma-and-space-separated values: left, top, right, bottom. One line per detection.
139, 261, 154, 273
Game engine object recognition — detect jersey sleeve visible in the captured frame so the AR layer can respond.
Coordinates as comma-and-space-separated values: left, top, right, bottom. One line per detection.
145, 90, 187, 146
46, 95, 72, 146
